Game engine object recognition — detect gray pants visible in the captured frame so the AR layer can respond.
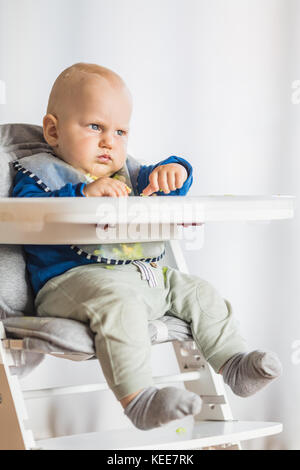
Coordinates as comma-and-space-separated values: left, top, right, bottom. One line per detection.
35, 262, 247, 400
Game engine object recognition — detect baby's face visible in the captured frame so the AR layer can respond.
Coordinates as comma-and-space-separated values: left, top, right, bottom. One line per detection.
52, 75, 132, 178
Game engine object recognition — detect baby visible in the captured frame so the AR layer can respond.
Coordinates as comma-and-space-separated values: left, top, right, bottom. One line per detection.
13, 63, 282, 430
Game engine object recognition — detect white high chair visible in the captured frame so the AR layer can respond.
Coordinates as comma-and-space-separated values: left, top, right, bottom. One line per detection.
0, 125, 294, 450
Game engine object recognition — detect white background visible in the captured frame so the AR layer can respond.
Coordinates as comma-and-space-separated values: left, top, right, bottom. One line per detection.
0, 0, 299, 449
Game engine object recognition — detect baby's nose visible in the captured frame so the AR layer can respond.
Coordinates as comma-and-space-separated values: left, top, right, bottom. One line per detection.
99, 133, 113, 148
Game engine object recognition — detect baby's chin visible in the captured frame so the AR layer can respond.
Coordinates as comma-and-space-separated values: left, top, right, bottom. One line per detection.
91, 162, 124, 178
90, 168, 122, 179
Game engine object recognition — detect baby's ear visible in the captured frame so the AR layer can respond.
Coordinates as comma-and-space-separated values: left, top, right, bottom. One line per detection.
43, 114, 59, 147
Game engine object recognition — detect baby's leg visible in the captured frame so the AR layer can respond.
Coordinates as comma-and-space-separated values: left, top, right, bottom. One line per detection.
163, 267, 281, 397
35, 265, 154, 399
35, 264, 202, 430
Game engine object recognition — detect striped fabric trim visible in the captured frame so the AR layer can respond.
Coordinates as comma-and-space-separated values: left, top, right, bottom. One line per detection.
12, 160, 52, 192
132, 260, 158, 287
70, 245, 165, 266
150, 320, 169, 342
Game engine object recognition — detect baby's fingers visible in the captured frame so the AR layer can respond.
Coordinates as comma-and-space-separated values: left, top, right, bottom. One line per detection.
174, 171, 185, 189
103, 186, 120, 197
157, 171, 170, 194
142, 184, 156, 196
167, 172, 176, 192
112, 180, 129, 197
142, 172, 159, 196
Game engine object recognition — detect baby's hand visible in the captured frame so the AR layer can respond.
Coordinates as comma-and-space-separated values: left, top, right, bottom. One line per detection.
142, 163, 188, 196
83, 177, 130, 197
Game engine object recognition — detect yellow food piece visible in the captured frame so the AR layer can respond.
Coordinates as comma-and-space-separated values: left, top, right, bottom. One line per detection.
176, 427, 186, 434
162, 266, 168, 282
121, 243, 144, 259
86, 173, 99, 181
112, 243, 144, 260
93, 249, 103, 256
113, 174, 126, 182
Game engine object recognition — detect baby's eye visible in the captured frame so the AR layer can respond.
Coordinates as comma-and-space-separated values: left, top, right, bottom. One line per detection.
89, 124, 100, 131
116, 130, 126, 136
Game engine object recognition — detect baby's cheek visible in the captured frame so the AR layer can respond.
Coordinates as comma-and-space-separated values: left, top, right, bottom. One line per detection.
68, 140, 86, 158
114, 154, 127, 171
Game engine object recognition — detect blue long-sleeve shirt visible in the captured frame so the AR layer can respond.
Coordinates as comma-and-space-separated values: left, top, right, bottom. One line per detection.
13, 155, 193, 295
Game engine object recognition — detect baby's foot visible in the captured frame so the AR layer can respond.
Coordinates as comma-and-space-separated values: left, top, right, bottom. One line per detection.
221, 350, 282, 397
124, 386, 202, 430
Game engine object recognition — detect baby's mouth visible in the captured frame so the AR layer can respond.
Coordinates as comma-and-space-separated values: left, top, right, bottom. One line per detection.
97, 154, 111, 163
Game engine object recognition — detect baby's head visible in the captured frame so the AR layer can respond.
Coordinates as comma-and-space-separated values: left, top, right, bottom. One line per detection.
43, 63, 132, 178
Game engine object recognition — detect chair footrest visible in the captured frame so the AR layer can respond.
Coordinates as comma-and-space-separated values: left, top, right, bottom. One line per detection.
35, 420, 282, 450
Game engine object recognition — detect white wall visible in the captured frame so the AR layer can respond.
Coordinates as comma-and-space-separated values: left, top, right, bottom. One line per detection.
273, 0, 300, 450
0, 0, 298, 449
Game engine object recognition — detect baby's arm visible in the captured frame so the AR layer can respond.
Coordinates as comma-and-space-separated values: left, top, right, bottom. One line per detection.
137, 156, 193, 197
12, 156, 193, 199
12, 171, 87, 198
12, 170, 129, 199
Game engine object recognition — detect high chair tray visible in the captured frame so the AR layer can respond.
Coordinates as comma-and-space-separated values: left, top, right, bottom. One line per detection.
0, 195, 294, 244
36, 419, 282, 450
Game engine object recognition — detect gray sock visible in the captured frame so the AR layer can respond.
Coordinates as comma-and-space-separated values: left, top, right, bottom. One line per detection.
124, 386, 202, 430
222, 350, 282, 397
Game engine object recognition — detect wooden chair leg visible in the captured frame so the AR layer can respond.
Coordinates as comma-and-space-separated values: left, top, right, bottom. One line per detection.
0, 323, 35, 450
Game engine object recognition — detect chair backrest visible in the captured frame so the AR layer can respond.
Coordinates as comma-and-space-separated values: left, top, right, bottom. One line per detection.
0, 123, 52, 319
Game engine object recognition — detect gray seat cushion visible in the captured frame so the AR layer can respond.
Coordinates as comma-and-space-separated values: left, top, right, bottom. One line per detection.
2, 314, 192, 359
2, 314, 193, 378
0, 123, 52, 319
